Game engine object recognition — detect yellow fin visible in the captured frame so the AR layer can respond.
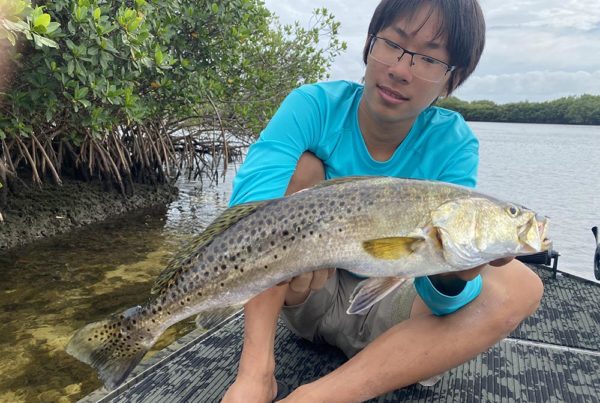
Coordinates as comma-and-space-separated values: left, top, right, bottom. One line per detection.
362, 237, 424, 260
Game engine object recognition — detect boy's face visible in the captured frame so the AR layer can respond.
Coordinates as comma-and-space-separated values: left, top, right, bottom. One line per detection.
361, 6, 452, 129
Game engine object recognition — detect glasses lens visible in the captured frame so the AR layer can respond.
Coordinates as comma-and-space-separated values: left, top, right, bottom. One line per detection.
412, 55, 448, 82
369, 37, 448, 82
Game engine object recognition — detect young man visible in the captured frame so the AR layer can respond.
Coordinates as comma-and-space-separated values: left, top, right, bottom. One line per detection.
222, 1, 544, 402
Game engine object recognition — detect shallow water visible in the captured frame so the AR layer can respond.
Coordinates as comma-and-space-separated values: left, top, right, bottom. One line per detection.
0, 171, 235, 402
0, 121, 598, 401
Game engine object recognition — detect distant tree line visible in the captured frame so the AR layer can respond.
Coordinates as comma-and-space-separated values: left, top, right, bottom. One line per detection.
436, 94, 600, 125
0, 0, 345, 207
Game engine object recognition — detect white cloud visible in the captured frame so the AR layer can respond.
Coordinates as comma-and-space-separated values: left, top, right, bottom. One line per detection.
264, 0, 600, 103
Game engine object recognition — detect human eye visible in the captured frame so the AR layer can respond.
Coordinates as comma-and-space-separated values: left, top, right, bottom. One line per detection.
418, 55, 443, 65
383, 39, 402, 50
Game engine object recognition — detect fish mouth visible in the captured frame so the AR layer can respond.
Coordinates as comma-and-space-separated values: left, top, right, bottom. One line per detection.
519, 215, 551, 253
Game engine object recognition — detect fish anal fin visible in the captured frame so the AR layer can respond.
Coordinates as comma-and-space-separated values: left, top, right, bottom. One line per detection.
362, 237, 424, 260
347, 277, 407, 315
195, 305, 243, 330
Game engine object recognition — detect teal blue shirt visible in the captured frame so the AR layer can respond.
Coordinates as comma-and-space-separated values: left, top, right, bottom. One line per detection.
230, 80, 482, 315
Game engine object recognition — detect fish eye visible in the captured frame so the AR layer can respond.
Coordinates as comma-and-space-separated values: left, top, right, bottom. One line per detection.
506, 205, 519, 217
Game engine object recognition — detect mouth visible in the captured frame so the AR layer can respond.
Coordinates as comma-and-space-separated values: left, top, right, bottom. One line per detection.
377, 85, 409, 104
519, 216, 551, 252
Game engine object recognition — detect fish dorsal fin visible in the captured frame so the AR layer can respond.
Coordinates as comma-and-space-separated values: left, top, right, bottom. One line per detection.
362, 236, 425, 260
151, 200, 267, 294
347, 276, 407, 314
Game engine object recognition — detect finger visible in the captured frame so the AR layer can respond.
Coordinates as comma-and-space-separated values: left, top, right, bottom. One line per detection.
309, 269, 331, 290
489, 256, 514, 267
289, 272, 313, 293
455, 266, 483, 281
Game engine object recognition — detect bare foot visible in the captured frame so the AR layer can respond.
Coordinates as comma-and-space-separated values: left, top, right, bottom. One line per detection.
221, 372, 277, 403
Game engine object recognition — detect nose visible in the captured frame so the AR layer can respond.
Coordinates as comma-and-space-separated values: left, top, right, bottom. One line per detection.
388, 53, 414, 82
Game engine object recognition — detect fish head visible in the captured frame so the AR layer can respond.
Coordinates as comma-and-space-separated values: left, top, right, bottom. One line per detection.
431, 197, 551, 269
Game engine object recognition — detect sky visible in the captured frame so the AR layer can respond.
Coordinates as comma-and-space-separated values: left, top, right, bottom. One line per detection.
263, 0, 600, 104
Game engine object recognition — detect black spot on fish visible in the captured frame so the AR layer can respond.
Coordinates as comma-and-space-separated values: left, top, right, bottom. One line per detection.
208, 255, 214, 262
282, 230, 289, 236
220, 283, 225, 287
247, 246, 252, 253
221, 264, 227, 270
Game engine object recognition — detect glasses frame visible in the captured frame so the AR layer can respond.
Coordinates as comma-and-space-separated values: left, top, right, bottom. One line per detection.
368, 35, 456, 83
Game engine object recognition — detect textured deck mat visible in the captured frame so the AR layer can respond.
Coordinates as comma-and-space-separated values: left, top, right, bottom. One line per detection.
85, 266, 600, 402
512, 267, 600, 351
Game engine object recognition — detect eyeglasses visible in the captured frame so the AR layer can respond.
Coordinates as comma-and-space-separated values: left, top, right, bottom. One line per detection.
368, 35, 456, 83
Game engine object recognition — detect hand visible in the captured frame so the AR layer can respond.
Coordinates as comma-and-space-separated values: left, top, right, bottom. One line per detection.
281, 268, 336, 306
288, 268, 336, 292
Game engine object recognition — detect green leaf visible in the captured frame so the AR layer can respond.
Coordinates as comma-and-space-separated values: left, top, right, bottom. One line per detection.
154, 46, 163, 65
211, 3, 219, 13
32, 33, 58, 48
33, 13, 51, 30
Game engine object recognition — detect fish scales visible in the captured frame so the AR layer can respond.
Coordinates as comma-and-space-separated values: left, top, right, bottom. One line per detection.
147, 177, 471, 329
65, 177, 550, 390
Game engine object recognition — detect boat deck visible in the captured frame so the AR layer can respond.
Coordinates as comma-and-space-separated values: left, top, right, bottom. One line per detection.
83, 265, 600, 402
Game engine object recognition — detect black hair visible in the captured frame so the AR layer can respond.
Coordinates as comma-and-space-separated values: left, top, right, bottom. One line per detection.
363, 0, 485, 95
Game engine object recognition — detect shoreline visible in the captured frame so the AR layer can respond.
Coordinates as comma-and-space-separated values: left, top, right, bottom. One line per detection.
0, 179, 178, 251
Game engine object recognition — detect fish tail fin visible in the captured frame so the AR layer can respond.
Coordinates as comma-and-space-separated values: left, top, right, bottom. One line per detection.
66, 306, 157, 390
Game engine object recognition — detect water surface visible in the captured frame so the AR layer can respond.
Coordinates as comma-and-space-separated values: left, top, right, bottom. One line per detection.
0, 122, 598, 401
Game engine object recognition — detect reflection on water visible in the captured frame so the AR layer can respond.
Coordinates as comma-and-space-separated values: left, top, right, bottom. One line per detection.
0, 169, 235, 402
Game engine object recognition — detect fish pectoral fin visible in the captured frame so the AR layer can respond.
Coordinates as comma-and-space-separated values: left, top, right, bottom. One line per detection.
195, 305, 243, 330
362, 236, 425, 260
347, 276, 407, 315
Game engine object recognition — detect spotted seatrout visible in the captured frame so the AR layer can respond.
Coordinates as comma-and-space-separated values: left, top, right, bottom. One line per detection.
66, 176, 551, 389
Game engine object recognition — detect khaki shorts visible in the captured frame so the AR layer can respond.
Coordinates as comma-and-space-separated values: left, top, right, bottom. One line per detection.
280, 270, 417, 358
